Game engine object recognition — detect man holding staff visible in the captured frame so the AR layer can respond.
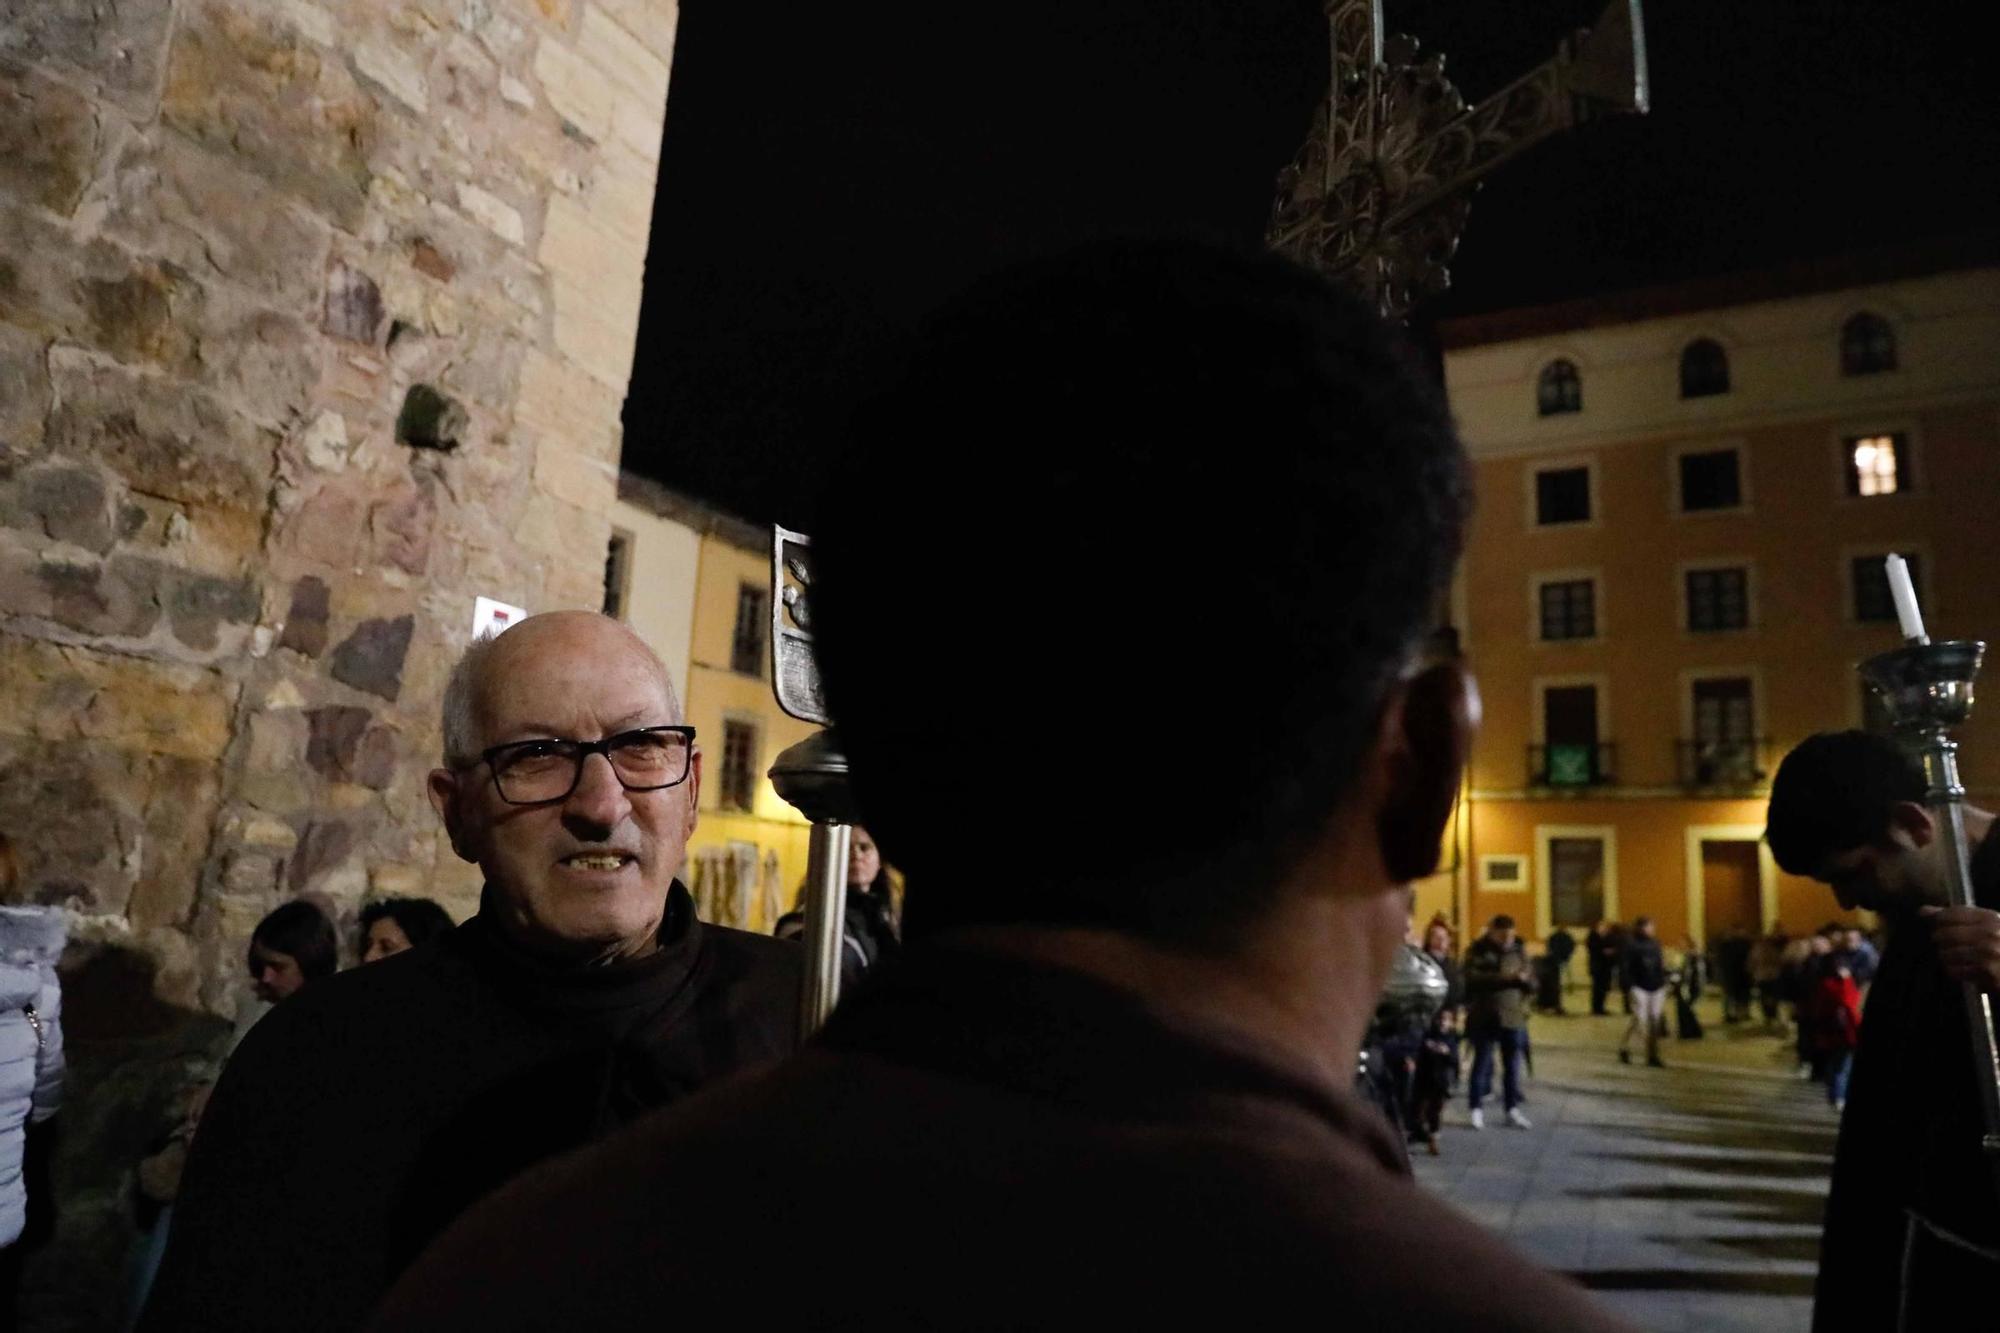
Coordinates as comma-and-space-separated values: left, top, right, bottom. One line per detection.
1767, 729, 2000, 1329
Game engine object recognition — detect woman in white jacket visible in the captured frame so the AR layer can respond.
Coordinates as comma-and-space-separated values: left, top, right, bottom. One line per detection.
1, 831, 66, 1315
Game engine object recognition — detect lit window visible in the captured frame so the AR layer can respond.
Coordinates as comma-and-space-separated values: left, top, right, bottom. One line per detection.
1846, 432, 1908, 497
1537, 360, 1582, 417
1841, 312, 1897, 376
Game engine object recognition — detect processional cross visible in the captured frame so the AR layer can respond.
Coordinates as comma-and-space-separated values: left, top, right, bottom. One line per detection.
1268, 0, 1649, 318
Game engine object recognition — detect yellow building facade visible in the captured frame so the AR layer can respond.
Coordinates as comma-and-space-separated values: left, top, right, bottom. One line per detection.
611, 477, 816, 933
1440, 253, 2000, 947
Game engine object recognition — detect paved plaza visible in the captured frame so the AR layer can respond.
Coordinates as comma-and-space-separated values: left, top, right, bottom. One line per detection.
1411, 1000, 1836, 1332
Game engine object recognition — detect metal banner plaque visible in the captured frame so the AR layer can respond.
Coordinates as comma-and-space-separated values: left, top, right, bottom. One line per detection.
771, 525, 829, 725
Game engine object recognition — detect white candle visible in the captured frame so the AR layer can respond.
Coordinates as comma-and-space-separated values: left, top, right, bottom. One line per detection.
1884, 554, 1927, 643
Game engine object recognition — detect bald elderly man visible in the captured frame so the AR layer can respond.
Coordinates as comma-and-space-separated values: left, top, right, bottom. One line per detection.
141, 613, 798, 1332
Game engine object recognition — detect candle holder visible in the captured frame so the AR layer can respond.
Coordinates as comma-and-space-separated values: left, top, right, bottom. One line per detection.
1859, 637, 2000, 1161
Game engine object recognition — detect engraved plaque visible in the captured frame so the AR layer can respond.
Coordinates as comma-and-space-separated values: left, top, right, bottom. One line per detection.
771, 525, 829, 725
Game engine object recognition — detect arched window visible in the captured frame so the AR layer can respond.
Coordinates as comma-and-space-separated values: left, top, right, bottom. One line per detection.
1679, 338, 1730, 399
1841, 312, 1897, 376
1537, 359, 1582, 416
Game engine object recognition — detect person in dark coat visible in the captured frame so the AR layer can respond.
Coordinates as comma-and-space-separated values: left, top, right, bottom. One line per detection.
140, 613, 799, 1332
1462, 915, 1535, 1129
373, 244, 1632, 1332
1585, 920, 1618, 1015
1618, 917, 1669, 1067
1768, 730, 2000, 1331
774, 825, 899, 991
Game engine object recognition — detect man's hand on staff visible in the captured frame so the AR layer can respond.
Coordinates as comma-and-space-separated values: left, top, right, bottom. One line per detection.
1922, 905, 2000, 994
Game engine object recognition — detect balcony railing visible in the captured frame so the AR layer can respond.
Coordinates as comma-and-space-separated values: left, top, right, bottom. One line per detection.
1527, 742, 1618, 789
1676, 738, 1770, 789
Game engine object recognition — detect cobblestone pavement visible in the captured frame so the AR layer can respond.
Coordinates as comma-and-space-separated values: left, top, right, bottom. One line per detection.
1410, 1000, 1835, 1333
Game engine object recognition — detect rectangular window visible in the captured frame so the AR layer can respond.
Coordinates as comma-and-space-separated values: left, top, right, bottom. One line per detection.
730, 583, 767, 676
1685, 567, 1749, 632
1692, 677, 1755, 744
1534, 466, 1592, 526
719, 719, 758, 812
1548, 837, 1607, 927
1481, 855, 1528, 890
1678, 448, 1742, 512
601, 531, 633, 619
1538, 579, 1596, 641
1853, 552, 1922, 623
1845, 432, 1910, 497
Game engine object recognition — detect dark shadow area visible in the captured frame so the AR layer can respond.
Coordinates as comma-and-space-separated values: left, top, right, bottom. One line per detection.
1563, 1268, 1817, 1297
1680, 1233, 1825, 1264
21, 942, 234, 1331
1597, 1152, 1834, 1181
1630, 1123, 1836, 1159
1566, 1183, 1826, 1229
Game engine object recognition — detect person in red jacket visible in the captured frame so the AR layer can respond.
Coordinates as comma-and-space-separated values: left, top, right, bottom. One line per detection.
1807, 958, 1863, 1112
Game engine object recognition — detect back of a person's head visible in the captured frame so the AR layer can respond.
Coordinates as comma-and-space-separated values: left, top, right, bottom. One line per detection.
360, 897, 457, 951
1766, 730, 1925, 876
250, 899, 340, 982
813, 239, 1470, 949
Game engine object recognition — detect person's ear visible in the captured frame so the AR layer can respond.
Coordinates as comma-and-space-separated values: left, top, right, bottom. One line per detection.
427, 768, 477, 864
1886, 799, 1937, 850
1378, 661, 1481, 883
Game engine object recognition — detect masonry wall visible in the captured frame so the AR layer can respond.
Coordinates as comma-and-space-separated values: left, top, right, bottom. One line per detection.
0, 2, 678, 1324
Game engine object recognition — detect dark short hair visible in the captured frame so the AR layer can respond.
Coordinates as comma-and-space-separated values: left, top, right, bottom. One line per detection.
358, 897, 456, 953
248, 899, 339, 982
815, 240, 1471, 949
1489, 915, 1516, 932
1766, 731, 1925, 876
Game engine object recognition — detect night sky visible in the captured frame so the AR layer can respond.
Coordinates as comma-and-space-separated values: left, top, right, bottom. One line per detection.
621, 1, 1999, 525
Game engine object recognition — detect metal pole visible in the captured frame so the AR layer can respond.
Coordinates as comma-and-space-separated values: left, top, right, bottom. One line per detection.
1917, 729, 2000, 1160
796, 821, 851, 1038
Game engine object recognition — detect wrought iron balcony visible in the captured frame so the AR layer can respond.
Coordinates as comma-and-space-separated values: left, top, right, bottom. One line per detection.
1527, 742, 1618, 789
1676, 738, 1770, 789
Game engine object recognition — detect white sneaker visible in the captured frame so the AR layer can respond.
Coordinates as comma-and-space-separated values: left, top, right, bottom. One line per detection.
1796, 1062, 1814, 1080
1469, 1108, 1485, 1131
1506, 1107, 1532, 1129
1833, 1099, 1846, 1113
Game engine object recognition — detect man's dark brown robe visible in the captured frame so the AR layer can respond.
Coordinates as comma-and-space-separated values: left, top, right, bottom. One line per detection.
374, 943, 1634, 1330
141, 883, 797, 1331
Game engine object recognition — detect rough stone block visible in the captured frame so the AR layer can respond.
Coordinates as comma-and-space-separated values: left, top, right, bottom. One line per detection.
244, 708, 307, 774
279, 575, 332, 657
532, 435, 616, 512
410, 237, 456, 282
592, 0, 678, 61
513, 346, 617, 441
353, 39, 430, 115
576, 5, 671, 105
539, 196, 645, 333
323, 261, 386, 344
91, 132, 330, 312
45, 351, 275, 524
0, 65, 101, 216
0, 0, 176, 116
287, 819, 356, 892
305, 705, 369, 779
456, 182, 526, 246
280, 482, 367, 569
161, 0, 380, 230
0, 735, 143, 912
369, 478, 437, 576
21, 464, 114, 553
330, 615, 414, 701
194, 304, 319, 431
160, 563, 261, 652
0, 324, 48, 451
612, 85, 666, 164
533, 34, 614, 143
550, 291, 638, 390
0, 636, 237, 762
132, 755, 224, 929
80, 262, 202, 372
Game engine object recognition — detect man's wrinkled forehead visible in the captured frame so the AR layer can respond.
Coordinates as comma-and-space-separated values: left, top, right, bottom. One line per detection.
474, 618, 677, 742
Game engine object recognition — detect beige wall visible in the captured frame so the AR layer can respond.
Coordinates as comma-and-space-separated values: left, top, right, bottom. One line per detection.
1445, 264, 2000, 943
609, 497, 700, 708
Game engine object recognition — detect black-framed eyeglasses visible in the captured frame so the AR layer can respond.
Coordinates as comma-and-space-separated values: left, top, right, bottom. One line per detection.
476, 726, 697, 806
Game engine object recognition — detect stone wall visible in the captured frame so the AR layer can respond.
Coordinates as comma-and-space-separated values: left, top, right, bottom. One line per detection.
0, 2, 677, 1324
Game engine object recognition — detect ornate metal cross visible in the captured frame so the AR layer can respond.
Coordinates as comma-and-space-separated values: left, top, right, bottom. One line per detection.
1269, 0, 1649, 318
